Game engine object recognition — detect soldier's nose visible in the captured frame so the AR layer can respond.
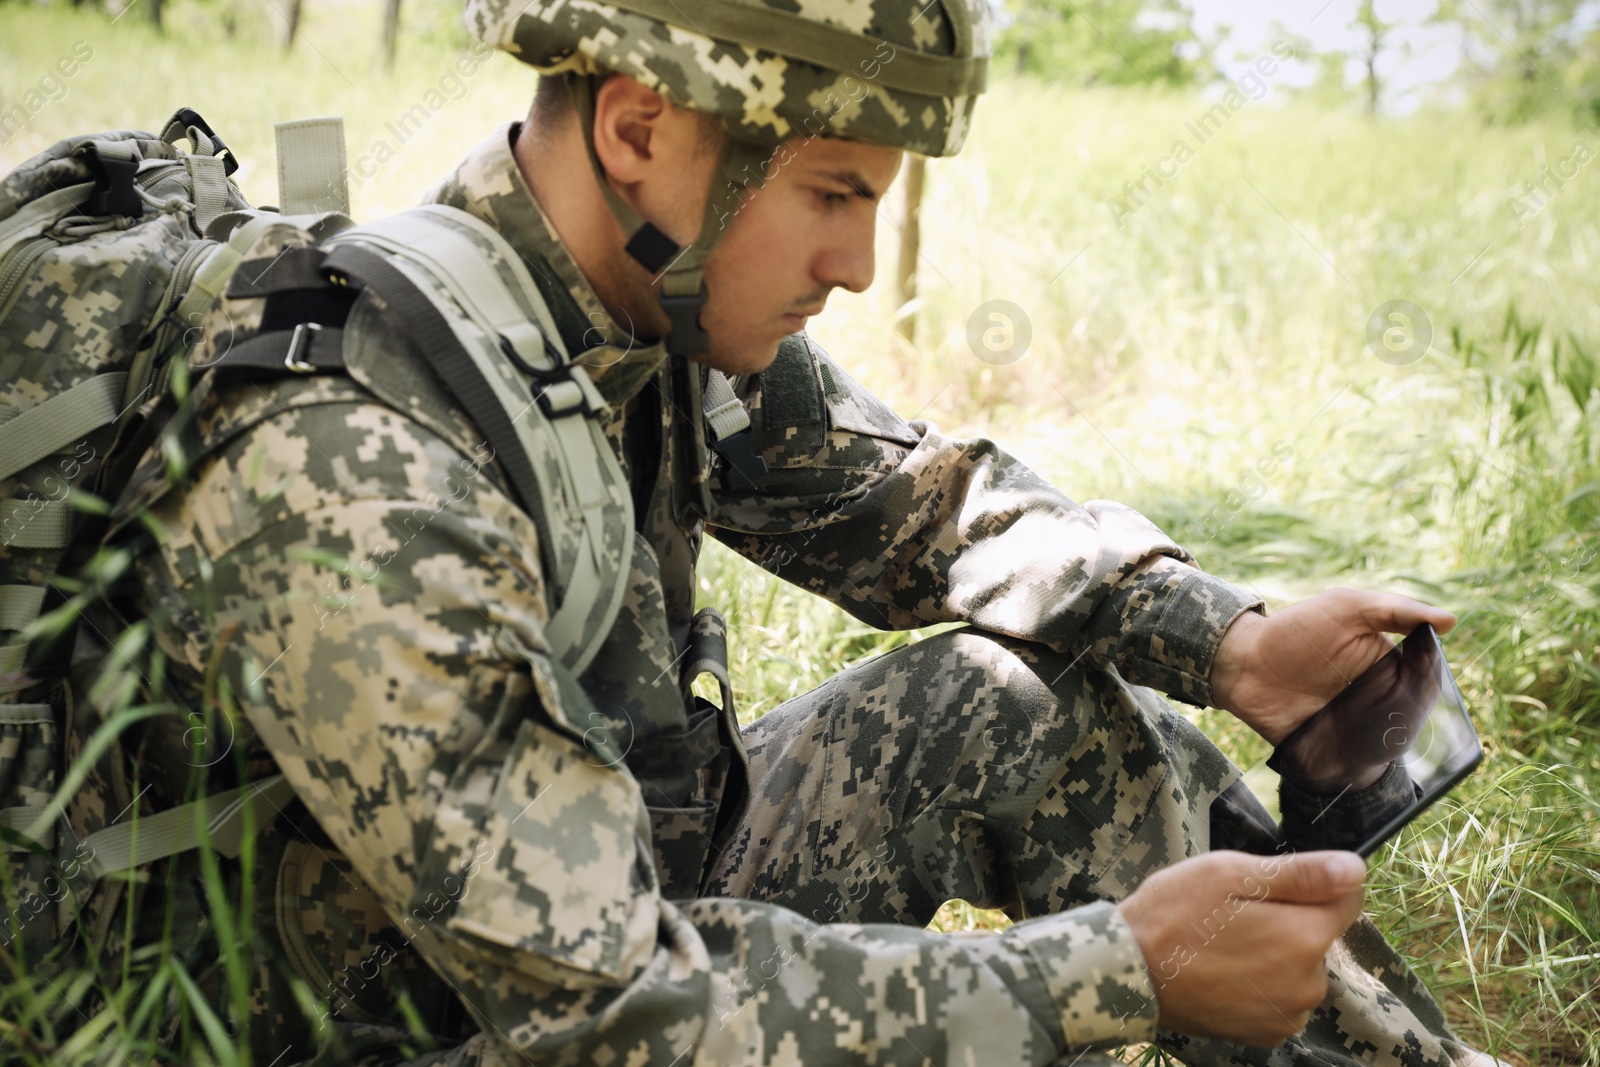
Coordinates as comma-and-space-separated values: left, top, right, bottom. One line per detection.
818, 229, 875, 295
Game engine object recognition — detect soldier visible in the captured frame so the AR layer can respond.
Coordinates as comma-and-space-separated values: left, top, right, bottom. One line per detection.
114, 0, 1507, 1063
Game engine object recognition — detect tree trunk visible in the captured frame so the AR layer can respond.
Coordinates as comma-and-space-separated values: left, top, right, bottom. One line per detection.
149, 0, 164, 32
381, 0, 402, 71
285, 0, 303, 53
895, 155, 926, 344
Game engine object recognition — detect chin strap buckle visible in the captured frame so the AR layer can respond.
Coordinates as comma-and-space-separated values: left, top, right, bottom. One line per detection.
659, 283, 711, 358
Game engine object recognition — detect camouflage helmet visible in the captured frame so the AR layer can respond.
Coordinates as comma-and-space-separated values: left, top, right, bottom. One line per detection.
464, 0, 990, 362
465, 0, 991, 158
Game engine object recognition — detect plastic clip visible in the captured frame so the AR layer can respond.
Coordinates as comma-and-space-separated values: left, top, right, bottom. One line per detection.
659, 284, 710, 357
83, 145, 143, 219
167, 107, 239, 176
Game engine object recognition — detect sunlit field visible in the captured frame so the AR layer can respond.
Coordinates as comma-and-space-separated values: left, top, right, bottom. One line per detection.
3, 2, 1598, 1063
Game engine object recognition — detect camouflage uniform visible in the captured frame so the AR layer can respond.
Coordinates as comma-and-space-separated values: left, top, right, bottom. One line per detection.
114, 125, 1503, 1067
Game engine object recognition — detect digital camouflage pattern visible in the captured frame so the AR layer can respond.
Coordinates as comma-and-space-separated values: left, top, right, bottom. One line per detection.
113, 126, 1509, 1066
465, 0, 988, 157
708, 630, 1500, 1066
0, 125, 251, 963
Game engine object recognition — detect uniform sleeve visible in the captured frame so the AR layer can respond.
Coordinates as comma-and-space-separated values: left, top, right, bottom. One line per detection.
138, 400, 1158, 1065
711, 338, 1263, 708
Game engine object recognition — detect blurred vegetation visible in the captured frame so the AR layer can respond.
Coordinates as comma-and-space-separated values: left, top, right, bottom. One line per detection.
1, 0, 1598, 1065
1435, 0, 1600, 124
992, 0, 1213, 85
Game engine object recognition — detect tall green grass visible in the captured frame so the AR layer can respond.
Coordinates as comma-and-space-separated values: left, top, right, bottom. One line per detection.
3, 2, 1597, 1063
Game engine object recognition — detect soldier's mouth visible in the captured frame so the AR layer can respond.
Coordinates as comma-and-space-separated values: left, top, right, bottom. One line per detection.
781, 305, 825, 329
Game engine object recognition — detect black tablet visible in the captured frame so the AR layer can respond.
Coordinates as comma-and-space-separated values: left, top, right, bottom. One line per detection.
1237, 623, 1483, 858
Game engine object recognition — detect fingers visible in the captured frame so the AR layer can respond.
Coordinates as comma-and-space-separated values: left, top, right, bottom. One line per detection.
1124, 851, 1366, 1049
1349, 589, 1456, 636
1251, 851, 1367, 905
1328, 884, 1366, 933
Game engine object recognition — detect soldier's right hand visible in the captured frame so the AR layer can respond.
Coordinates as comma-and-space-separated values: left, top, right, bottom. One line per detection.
1115, 849, 1367, 1047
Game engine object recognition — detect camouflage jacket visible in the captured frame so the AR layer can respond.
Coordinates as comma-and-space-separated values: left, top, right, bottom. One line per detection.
130, 126, 1263, 1064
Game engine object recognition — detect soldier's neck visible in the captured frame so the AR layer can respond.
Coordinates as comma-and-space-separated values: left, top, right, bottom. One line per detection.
513, 120, 665, 345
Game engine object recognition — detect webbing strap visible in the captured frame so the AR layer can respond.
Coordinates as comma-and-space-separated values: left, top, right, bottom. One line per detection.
0, 373, 128, 482
321, 244, 546, 517
343, 208, 629, 674
324, 214, 630, 675
0, 703, 50, 725
597, 0, 985, 96
621, 705, 723, 779
701, 369, 767, 489
325, 243, 613, 670
171, 239, 245, 327
0, 586, 44, 633
539, 407, 615, 672
275, 118, 351, 217
0, 498, 72, 550
0, 805, 54, 852
0, 641, 25, 683
0, 181, 93, 262
330, 207, 555, 370
203, 208, 353, 247
184, 153, 229, 235
73, 774, 299, 877
173, 209, 351, 364
227, 246, 331, 297
566, 80, 652, 269
211, 325, 347, 380
702, 370, 750, 440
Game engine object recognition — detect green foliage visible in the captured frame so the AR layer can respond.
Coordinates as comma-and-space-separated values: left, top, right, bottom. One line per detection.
994, 0, 1213, 85
1436, 0, 1600, 123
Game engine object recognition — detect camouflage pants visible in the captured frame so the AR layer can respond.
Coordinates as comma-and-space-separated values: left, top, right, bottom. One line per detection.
704, 628, 1500, 1067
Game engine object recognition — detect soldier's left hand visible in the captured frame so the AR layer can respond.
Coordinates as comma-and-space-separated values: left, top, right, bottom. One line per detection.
1208, 587, 1455, 744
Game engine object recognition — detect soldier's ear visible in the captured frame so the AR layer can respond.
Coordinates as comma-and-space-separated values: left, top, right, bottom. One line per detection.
592, 74, 672, 180
591, 73, 718, 248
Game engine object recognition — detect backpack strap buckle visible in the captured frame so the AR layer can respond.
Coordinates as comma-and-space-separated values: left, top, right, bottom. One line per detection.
535, 363, 605, 419
80, 143, 143, 219
284, 322, 322, 373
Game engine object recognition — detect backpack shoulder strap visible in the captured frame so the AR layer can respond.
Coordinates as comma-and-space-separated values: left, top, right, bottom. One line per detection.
321, 206, 632, 677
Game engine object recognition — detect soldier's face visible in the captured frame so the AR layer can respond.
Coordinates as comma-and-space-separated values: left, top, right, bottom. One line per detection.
698, 136, 902, 375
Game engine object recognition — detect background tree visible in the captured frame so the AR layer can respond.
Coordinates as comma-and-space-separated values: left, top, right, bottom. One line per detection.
993, 0, 1214, 86
381, 0, 402, 69
1353, 0, 1396, 115
1436, 0, 1595, 122
284, 0, 303, 52
894, 155, 925, 343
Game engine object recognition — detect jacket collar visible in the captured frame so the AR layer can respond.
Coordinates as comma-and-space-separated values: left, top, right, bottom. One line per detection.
425, 123, 669, 410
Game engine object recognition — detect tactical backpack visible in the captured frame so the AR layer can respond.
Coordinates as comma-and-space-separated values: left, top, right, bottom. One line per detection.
0, 109, 631, 965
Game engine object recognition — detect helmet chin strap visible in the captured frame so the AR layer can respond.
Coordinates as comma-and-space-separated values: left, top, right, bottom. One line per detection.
567, 74, 769, 359
566, 74, 775, 500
